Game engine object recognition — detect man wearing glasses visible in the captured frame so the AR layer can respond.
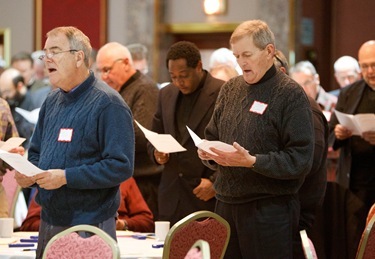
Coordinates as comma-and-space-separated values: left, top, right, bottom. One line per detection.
96, 42, 162, 221
14, 26, 135, 258
329, 40, 375, 214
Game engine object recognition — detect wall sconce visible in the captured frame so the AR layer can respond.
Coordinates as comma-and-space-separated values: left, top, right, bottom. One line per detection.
203, 0, 227, 15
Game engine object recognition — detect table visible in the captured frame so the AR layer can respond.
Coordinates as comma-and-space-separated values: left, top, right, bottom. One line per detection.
0, 231, 163, 259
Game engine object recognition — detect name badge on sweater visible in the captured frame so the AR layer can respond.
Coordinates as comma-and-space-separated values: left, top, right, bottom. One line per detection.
58, 128, 73, 142
249, 101, 268, 115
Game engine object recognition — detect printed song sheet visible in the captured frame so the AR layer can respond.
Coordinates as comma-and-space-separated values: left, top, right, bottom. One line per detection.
0, 150, 44, 176
0, 137, 26, 152
0, 137, 43, 176
135, 120, 186, 153
186, 126, 236, 156
334, 110, 375, 136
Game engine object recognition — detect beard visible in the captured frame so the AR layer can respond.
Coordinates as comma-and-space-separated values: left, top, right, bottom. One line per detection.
7, 91, 25, 109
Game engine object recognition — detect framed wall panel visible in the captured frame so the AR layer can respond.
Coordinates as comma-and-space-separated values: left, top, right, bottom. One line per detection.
0, 28, 11, 67
35, 0, 107, 50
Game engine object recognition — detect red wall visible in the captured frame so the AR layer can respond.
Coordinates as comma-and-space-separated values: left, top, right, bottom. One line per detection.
39, 0, 106, 50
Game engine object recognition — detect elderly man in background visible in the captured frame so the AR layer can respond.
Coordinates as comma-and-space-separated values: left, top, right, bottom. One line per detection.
11, 51, 48, 93
329, 40, 375, 213
330, 55, 362, 97
0, 68, 38, 148
290, 60, 337, 116
96, 42, 162, 220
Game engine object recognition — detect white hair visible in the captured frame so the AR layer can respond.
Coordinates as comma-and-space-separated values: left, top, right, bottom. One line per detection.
334, 55, 360, 73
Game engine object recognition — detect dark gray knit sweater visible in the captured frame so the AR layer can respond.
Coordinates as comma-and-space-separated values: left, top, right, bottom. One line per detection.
205, 65, 314, 204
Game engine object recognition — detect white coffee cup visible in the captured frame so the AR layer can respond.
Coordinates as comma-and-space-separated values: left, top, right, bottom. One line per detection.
155, 221, 170, 241
0, 217, 14, 238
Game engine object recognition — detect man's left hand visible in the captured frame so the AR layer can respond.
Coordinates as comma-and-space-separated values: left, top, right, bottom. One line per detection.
193, 178, 215, 201
33, 169, 67, 190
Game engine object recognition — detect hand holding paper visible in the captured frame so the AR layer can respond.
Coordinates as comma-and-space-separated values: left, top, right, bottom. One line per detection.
0, 151, 44, 176
334, 110, 375, 136
186, 126, 236, 156
0, 137, 43, 176
0, 137, 26, 152
135, 120, 186, 153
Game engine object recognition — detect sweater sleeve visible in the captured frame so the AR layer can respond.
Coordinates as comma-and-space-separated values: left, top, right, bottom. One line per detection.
19, 190, 41, 231
117, 177, 154, 232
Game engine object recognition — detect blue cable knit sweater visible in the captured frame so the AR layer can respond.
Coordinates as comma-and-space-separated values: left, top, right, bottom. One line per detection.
28, 73, 135, 226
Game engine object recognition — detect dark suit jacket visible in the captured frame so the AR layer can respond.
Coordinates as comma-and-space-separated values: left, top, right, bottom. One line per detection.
148, 72, 223, 224
329, 79, 367, 188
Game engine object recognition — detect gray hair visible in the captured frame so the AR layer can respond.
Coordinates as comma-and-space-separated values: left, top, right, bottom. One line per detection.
289, 60, 317, 76
230, 20, 275, 50
47, 26, 92, 67
334, 56, 360, 73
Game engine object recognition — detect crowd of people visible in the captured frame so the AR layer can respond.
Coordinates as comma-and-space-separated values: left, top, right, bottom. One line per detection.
0, 19, 374, 259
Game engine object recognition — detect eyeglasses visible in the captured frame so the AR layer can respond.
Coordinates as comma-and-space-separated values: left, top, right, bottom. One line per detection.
38, 49, 78, 60
97, 59, 124, 76
359, 62, 375, 72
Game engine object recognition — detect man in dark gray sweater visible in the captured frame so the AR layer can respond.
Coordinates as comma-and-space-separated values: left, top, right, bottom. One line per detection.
199, 20, 314, 258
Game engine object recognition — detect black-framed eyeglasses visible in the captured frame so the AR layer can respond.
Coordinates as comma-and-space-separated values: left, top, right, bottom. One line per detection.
97, 58, 124, 76
38, 49, 78, 60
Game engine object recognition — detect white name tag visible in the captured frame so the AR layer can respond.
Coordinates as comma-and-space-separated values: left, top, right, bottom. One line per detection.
58, 128, 73, 142
249, 101, 268, 115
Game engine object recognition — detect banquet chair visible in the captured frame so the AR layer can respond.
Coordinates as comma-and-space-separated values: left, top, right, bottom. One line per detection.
42, 224, 120, 259
356, 208, 375, 259
162, 210, 230, 259
2, 169, 22, 218
366, 203, 375, 225
300, 230, 318, 259
184, 239, 210, 259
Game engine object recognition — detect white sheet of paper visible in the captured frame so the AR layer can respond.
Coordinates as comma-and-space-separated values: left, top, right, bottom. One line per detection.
0, 137, 26, 152
186, 126, 236, 156
334, 110, 363, 135
0, 150, 44, 176
335, 110, 375, 136
135, 120, 186, 153
15, 107, 40, 125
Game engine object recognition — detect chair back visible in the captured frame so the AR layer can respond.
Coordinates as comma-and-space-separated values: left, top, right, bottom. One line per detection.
356, 210, 375, 259
184, 239, 210, 259
300, 229, 318, 259
163, 210, 230, 259
42, 224, 120, 259
366, 203, 375, 225
2, 169, 21, 218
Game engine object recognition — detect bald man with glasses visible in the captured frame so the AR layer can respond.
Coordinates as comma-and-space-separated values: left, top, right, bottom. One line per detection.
96, 42, 163, 221
329, 40, 375, 214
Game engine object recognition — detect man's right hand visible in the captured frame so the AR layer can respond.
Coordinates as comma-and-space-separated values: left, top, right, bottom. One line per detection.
14, 170, 35, 188
334, 124, 352, 140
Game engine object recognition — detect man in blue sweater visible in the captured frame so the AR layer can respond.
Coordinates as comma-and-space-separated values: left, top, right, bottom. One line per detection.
14, 26, 135, 258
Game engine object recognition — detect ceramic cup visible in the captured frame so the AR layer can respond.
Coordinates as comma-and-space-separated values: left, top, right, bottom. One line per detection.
154, 221, 170, 241
0, 217, 14, 238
